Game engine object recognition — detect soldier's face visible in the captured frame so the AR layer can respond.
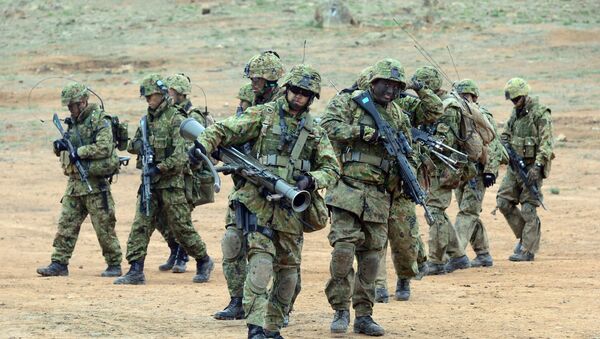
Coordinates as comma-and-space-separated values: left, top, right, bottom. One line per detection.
371, 79, 401, 104
168, 89, 185, 104
251, 77, 267, 95
145, 93, 164, 109
286, 86, 311, 113
67, 100, 87, 118
462, 93, 477, 103
511, 95, 526, 109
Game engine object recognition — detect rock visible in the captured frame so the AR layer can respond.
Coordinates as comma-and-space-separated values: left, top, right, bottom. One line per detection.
314, 0, 358, 28
556, 134, 567, 142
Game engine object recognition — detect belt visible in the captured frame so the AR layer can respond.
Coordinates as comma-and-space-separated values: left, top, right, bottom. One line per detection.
341, 151, 390, 172
258, 154, 311, 172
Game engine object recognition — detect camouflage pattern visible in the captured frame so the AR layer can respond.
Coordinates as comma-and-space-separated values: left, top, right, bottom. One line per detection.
504, 77, 530, 100
497, 95, 553, 254
237, 82, 255, 111
283, 64, 321, 98
455, 78, 480, 98
61, 83, 89, 106
124, 97, 208, 263
50, 102, 122, 266
356, 66, 374, 90
413, 66, 443, 92
320, 60, 415, 317
245, 51, 285, 81
198, 90, 339, 331
166, 73, 191, 95
139, 73, 163, 97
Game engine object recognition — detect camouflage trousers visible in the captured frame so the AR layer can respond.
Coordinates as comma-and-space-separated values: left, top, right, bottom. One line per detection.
51, 191, 122, 266
375, 195, 423, 290
125, 187, 207, 263
243, 230, 303, 333
325, 207, 387, 317
427, 176, 465, 264
454, 175, 490, 255
496, 167, 543, 254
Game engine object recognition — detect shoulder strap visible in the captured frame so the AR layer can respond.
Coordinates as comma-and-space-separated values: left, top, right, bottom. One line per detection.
283, 113, 313, 180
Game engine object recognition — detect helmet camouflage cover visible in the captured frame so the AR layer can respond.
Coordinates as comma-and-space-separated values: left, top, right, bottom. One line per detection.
140, 73, 164, 97
455, 79, 480, 98
413, 66, 443, 92
284, 64, 321, 98
244, 51, 285, 81
166, 73, 191, 95
504, 77, 530, 100
356, 66, 374, 90
369, 58, 406, 88
61, 83, 89, 106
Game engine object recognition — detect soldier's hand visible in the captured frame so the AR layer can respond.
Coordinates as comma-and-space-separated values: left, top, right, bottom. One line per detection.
483, 173, 496, 188
53, 139, 68, 154
408, 75, 424, 91
68, 148, 80, 164
361, 126, 383, 144
147, 164, 161, 177
526, 166, 541, 185
293, 174, 315, 191
188, 141, 208, 164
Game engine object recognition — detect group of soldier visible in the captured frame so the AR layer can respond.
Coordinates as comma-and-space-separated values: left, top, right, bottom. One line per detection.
36, 50, 554, 338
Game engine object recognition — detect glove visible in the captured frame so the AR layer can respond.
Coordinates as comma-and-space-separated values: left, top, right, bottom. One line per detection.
146, 164, 161, 177
483, 173, 496, 188
293, 174, 315, 191
527, 165, 541, 185
53, 139, 68, 153
188, 142, 208, 164
361, 126, 382, 144
68, 148, 80, 164
408, 75, 424, 91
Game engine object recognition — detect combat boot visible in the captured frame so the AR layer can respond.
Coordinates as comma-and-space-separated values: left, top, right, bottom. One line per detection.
423, 261, 446, 275
470, 253, 493, 268
159, 243, 178, 271
101, 264, 122, 277
264, 329, 284, 339
214, 297, 245, 320
37, 261, 68, 277
374, 287, 389, 303
514, 241, 523, 254
509, 251, 534, 262
172, 247, 188, 273
247, 324, 266, 339
330, 309, 350, 333
414, 262, 426, 280
395, 279, 410, 301
113, 260, 145, 285
445, 255, 471, 273
353, 315, 385, 336
193, 255, 214, 283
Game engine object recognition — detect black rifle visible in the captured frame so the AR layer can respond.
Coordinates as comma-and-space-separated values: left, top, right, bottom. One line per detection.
352, 92, 434, 225
180, 118, 310, 213
503, 143, 547, 210
411, 127, 468, 172
52, 113, 92, 192
139, 116, 154, 216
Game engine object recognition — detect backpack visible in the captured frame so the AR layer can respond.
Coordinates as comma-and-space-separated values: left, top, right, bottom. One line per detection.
108, 115, 129, 151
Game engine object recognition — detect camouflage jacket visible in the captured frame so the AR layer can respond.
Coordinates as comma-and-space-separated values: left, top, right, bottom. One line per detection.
395, 88, 443, 126
128, 99, 187, 190
199, 96, 339, 234
429, 90, 466, 176
58, 103, 115, 196
480, 105, 505, 176
501, 96, 554, 172
175, 98, 216, 171
236, 83, 284, 114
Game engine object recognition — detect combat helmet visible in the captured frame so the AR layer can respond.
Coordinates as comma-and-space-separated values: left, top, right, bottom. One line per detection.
244, 51, 285, 81
283, 64, 321, 99
61, 83, 89, 106
369, 58, 406, 89
413, 66, 443, 92
166, 73, 191, 95
356, 66, 374, 90
455, 79, 480, 98
504, 77, 530, 100
139, 73, 165, 97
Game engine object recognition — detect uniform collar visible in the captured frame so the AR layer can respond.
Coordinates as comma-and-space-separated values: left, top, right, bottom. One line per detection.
148, 98, 169, 118
75, 103, 97, 123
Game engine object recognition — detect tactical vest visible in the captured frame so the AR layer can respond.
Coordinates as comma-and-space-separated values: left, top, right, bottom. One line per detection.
142, 107, 178, 166
506, 99, 547, 162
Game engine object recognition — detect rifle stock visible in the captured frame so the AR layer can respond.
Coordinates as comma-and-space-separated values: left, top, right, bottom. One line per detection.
52, 113, 92, 192
503, 143, 547, 210
139, 116, 153, 216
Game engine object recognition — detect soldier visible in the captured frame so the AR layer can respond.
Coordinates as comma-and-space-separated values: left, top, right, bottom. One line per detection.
37, 83, 123, 277
497, 78, 553, 261
321, 59, 416, 336
191, 64, 339, 339
113, 73, 213, 285
374, 66, 444, 302
214, 51, 286, 322
414, 66, 472, 275
453, 79, 505, 267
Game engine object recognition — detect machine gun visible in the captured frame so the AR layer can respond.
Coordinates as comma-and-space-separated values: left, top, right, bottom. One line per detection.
179, 118, 311, 213
504, 143, 547, 210
411, 127, 468, 172
52, 113, 92, 192
352, 92, 434, 225
139, 116, 154, 216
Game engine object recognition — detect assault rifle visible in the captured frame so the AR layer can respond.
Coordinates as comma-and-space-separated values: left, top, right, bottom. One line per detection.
139, 116, 153, 216
352, 92, 434, 225
52, 113, 92, 192
179, 118, 311, 213
411, 127, 468, 172
503, 143, 547, 210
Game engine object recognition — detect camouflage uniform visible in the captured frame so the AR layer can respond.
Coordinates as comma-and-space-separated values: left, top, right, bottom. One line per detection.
37, 83, 122, 277
321, 59, 415, 334
497, 78, 553, 260
115, 74, 212, 285
453, 79, 505, 266
198, 65, 338, 336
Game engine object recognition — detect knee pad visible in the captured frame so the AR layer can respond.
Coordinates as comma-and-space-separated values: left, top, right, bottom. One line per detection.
521, 203, 538, 223
221, 228, 243, 261
331, 242, 355, 279
358, 251, 380, 283
247, 252, 273, 294
275, 268, 298, 305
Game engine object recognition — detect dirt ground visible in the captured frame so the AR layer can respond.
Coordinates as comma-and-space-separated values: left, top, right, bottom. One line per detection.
1, 1, 600, 338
